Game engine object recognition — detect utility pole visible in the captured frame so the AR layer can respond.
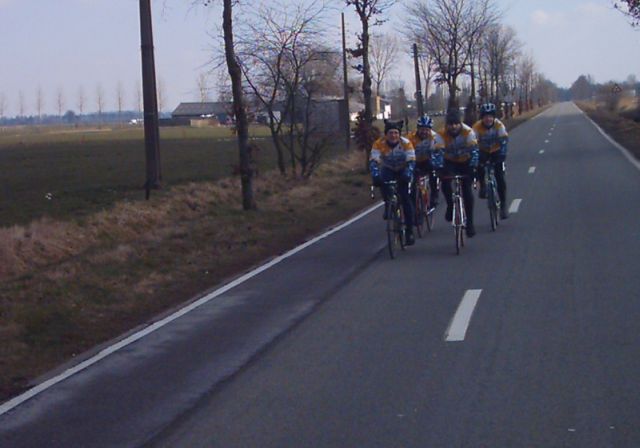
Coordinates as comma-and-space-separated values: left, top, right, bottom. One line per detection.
139, 0, 162, 199
413, 43, 424, 117
342, 13, 350, 150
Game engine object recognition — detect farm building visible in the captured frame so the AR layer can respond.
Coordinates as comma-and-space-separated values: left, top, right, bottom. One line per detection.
171, 102, 232, 125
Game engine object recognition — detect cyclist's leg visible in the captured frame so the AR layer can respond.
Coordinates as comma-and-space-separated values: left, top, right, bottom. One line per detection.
460, 164, 475, 234
439, 163, 454, 221
398, 174, 415, 229
425, 160, 439, 205
478, 151, 490, 197
492, 153, 507, 205
379, 166, 394, 219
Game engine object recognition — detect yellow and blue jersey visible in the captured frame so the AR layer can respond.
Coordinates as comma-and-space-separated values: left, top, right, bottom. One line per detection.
434, 124, 478, 163
370, 137, 416, 172
472, 119, 508, 154
408, 130, 437, 163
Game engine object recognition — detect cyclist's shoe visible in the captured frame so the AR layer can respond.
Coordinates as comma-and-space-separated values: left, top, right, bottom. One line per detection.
405, 229, 416, 246
500, 203, 509, 220
479, 183, 487, 199
466, 223, 476, 238
445, 205, 453, 222
430, 194, 439, 209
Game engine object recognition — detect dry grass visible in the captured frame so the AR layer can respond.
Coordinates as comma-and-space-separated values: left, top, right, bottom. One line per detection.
0, 151, 371, 401
577, 101, 640, 160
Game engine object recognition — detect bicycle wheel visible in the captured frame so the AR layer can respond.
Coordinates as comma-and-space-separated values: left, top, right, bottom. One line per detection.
396, 206, 406, 251
487, 184, 498, 232
492, 180, 501, 228
454, 198, 463, 255
386, 203, 396, 259
415, 186, 425, 238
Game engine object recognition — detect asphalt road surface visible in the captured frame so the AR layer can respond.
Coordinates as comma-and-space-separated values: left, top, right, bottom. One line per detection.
1, 102, 639, 447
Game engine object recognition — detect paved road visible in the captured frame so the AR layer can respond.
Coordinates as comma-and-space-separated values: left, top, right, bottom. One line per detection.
2, 102, 639, 447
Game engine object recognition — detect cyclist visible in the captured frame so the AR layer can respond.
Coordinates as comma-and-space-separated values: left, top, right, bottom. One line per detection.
432, 109, 479, 237
473, 103, 509, 219
370, 119, 417, 246
408, 114, 439, 208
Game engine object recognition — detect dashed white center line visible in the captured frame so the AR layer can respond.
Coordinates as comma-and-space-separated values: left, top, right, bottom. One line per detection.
539, 149, 545, 154
545, 139, 550, 144
445, 289, 482, 342
509, 199, 522, 214
529, 166, 536, 174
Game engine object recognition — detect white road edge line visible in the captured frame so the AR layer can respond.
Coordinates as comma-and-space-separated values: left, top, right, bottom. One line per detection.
575, 102, 640, 172
0, 202, 385, 416
509, 199, 522, 214
445, 289, 482, 342
529, 166, 536, 174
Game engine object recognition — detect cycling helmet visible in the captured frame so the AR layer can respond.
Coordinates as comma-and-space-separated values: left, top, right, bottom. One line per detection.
416, 114, 433, 129
480, 103, 497, 117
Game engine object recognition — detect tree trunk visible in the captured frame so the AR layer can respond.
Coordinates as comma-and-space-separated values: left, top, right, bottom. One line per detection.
447, 76, 459, 110
223, 0, 255, 210
360, 14, 373, 124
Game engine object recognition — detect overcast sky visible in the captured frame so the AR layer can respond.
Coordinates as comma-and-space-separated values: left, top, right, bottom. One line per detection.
0, 0, 638, 115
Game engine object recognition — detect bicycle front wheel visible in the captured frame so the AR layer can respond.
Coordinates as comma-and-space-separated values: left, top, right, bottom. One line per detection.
454, 199, 463, 255
415, 187, 425, 238
487, 185, 498, 232
396, 207, 406, 251
386, 211, 396, 259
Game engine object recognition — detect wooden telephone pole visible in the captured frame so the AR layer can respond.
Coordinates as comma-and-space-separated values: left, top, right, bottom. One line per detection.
139, 0, 162, 199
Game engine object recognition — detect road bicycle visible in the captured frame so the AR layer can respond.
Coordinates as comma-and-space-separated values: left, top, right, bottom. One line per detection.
483, 161, 501, 231
414, 173, 437, 238
371, 180, 406, 259
440, 175, 467, 255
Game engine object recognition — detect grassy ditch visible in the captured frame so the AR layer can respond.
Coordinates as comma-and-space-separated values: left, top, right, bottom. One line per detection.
0, 151, 372, 401
576, 100, 640, 161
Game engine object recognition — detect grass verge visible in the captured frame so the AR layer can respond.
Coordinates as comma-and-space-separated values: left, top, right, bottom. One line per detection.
0, 151, 371, 402
576, 101, 640, 161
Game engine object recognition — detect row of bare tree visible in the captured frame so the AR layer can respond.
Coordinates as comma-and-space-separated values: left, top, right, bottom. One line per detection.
0, 82, 170, 119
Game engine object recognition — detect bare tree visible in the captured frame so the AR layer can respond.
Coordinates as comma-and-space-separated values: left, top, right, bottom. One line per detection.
236, 0, 336, 177
77, 86, 86, 117
407, 0, 499, 110
96, 84, 105, 121
134, 82, 142, 115
18, 91, 26, 117
196, 73, 210, 103
482, 24, 520, 105
35, 86, 44, 121
56, 87, 65, 118
369, 33, 398, 105
0, 92, 6, 119
157, 77, 167, 113
516, 53, 536, 112
614, 0, 640, 26
419, 51, 438, 109
345, 0, 397, 124
116, 81, 125, 123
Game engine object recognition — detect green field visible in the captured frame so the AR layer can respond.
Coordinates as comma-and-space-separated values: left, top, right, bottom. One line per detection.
0, 125, 276, 227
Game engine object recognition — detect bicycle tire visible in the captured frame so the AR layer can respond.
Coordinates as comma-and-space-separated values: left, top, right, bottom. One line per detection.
396, 206, 406, 251
386, 203, 396, 259
487, 184, 498, 232
454, 198, 462, 255
492, 180, 501, 229
415, 186, 424, 238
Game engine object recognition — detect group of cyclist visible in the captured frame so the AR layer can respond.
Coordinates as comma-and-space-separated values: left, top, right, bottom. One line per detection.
369, 103, 510, 246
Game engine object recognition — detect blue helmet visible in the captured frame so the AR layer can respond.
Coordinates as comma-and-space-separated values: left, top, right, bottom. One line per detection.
416, 114, 433, 129
480, 103, 497, 117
